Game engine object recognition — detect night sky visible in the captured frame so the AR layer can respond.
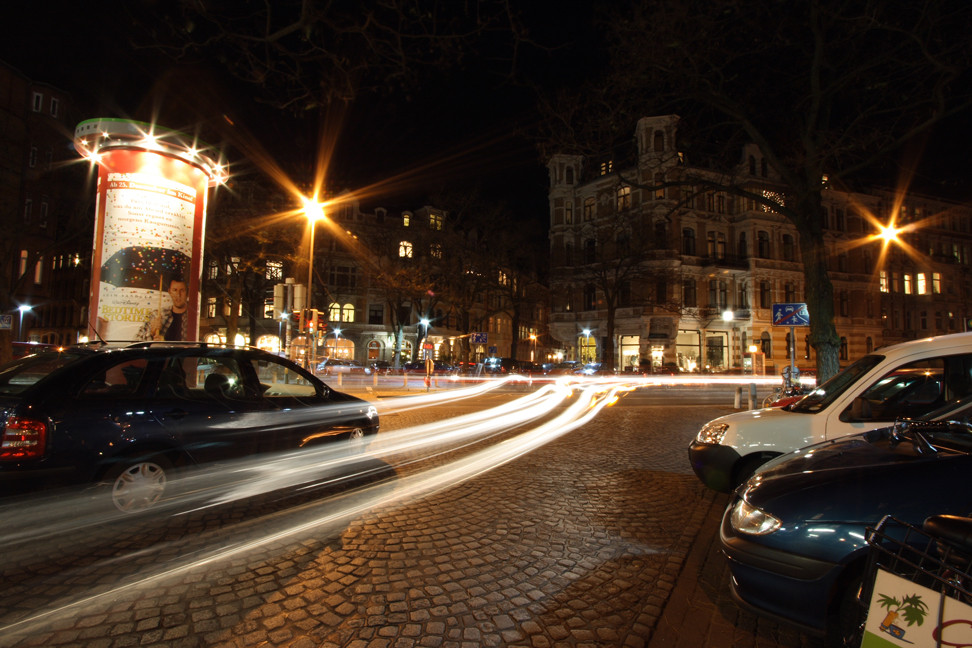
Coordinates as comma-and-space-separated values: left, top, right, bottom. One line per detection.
0, 2, 595, 224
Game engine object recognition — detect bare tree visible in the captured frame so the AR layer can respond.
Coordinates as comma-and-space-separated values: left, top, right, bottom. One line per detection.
541, 0, 972, 380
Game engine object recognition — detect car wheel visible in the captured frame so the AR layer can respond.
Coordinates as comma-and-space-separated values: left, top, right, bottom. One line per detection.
828, 570, 866, 647
106, 454, 173, 513
348, 427, 367, 451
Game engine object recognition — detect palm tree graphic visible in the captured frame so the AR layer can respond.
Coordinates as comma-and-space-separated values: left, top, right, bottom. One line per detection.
875, 592, 930, 638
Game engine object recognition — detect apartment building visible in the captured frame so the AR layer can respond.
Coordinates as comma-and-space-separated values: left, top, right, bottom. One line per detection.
547, 115, 972, 373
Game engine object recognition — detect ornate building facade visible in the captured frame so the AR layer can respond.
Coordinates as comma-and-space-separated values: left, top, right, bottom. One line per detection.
547, 115, 972, 374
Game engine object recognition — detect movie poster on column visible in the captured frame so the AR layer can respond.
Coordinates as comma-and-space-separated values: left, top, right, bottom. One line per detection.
90, 151, 207, 341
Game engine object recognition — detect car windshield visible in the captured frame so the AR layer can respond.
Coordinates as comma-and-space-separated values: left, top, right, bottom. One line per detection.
789, 354, 885, 413
0, 350, 93, 395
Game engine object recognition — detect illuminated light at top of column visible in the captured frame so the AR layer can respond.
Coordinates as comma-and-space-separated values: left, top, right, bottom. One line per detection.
73, 117, 229, 187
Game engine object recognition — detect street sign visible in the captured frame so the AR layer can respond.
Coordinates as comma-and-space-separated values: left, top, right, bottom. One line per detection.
0, 314, 10, 330
471, 332, 488, 344
772, 303, 810, 327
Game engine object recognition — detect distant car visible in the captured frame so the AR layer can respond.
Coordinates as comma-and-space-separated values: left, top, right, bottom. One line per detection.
547, 361, 580, 375
0, 343, 379, 512
316, 358, 369, 375
574, 362, 611, 376
721, 397, 972, 642
368, 360, 392, 375
402, 360, 452, 375
482, 357, 542, 375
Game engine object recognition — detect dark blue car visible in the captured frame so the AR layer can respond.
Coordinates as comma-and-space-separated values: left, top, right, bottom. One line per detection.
0, 343, 379, 512
720, 398, 972, 643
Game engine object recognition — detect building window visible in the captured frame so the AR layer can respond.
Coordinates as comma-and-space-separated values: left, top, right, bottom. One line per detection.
738, 232, 747, 259
431, 243, 442, 258
839, 291, 849, 317
28, 146, 37, 168
761, 331, 772, 358
265, 260, 283, 280
368, 304, 383, 325
31, 92, 42, 112
759, 281, 772, 308
50, 97, 59, 117
600, 160, 613, 175
23, 199, 32, 223
917, 272, 927, 295
782, 234, 795, 261
399, 241, 413, 258
402, 212, 410, 227
206, 297, 217, 318
263, 298, 274, 319
583, 284, 597, 310
879, 270, 889, 293
429, 213, 443, 230
904, 274, 913, 295
654, 221, 668, 249
328, 302, 341, 321
757, 231, 770, 258
565, 201, 573, 224
584, 238, 596, 263
784, 282, 796, 302
654, 173, 665, 200
583, 197, 595, 221
206, 260, 218, 280
682, 228, 696, 255
565, 167, 574, 184
653, 130, 665, 151
616, 186, 631, 211
38, 202, 48, 228
932, 272, 942, 293
839, 336, 848, 360
749, 156, 757, 175
328, 265, 357, 288
341, 303, 355, 322
683, 280, 697, 307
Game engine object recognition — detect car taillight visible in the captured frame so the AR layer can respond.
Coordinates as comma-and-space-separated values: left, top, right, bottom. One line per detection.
1, 417, 48, 460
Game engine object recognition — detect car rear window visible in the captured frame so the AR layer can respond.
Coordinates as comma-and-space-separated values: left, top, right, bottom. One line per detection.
0, 351, 92, 395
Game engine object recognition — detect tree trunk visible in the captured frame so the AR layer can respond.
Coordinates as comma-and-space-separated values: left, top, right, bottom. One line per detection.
795, 195, 840, 381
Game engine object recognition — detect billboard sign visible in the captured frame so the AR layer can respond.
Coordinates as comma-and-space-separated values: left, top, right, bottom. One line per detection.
75, 119, 225, 342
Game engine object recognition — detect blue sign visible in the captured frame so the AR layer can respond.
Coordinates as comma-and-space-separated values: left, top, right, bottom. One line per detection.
471, 332, 488, 344
772, 303, 810, 327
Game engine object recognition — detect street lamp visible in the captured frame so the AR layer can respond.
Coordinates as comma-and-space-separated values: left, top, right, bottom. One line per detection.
419, 318, 430, 358
302, 196, 326, 369
582, 328, 592, 363
18, 305, 31, 342
529, 334, 537, 362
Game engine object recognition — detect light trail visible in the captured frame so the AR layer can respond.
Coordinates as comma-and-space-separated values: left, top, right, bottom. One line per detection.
0, 381, 628, 639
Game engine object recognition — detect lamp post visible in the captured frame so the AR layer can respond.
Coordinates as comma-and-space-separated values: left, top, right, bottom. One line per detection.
722, 310, 735, 371
302, 196, 325, 369
529, 334, 537, 362
18, 305, 31, 342
582, 328, 592, 363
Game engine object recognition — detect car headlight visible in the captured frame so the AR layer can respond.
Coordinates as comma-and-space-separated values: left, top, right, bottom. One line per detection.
730, 498, 781, 536
696, 421, 729, 444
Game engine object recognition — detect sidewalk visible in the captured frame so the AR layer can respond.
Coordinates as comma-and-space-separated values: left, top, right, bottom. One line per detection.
648, 493, 825, 648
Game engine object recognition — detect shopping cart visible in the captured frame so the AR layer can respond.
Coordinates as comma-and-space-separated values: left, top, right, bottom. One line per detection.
856, 515, 972, 647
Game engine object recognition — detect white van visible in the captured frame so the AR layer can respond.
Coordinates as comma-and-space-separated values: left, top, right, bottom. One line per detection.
688, 331, 972, 492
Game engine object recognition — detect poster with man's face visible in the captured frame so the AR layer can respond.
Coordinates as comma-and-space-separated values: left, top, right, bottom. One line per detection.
88, 149, 209, 341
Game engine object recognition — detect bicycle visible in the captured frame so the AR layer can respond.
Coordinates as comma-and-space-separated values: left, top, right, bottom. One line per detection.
850, 514, 972, 647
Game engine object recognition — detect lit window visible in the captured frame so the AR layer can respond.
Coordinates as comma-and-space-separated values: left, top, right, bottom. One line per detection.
932, 272, 942, 294
583, 197, 595, 221
341, 303, 355, 322
399, 241, 413, 258
917, 273, 927, 295
429, 213, 443, 230
329, 302, 341, 320
402, 213, 411, 227
879, 270, 889, 293
616, 186, 631, 211
904, 274, 913, 295
265, 260, 283, 280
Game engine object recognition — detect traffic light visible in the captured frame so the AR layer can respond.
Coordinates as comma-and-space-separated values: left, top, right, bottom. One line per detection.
293, 309, 304, 331
308, 309, 318, 333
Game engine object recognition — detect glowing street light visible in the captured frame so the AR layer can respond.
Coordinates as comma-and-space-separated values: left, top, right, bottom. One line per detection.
302, 196, 326, 370
18, 304, 31, 342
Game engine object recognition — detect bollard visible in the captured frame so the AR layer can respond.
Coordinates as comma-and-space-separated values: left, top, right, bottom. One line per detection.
749, 383, 757, 409
734, 386, 742, 409
338, 373, 343, 387
373, 372, 378, 387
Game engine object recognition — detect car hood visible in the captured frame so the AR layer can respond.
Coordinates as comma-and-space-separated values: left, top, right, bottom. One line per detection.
740, 429, 970, 525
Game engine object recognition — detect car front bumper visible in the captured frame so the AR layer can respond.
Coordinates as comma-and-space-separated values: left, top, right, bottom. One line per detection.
687, 441, 740, 492
719, 503, 842, 633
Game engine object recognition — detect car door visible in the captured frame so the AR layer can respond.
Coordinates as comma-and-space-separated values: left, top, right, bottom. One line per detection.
242, 354, 351, 453
151, 353, 273, 464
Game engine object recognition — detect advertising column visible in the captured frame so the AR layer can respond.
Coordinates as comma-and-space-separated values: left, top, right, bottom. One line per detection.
74, 119, 225, 342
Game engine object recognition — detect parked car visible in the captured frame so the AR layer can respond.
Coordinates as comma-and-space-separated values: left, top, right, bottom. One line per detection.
0, 343, 379, 512
546, 360, 580, 375
720, 397, 972, 642
482, 357, 543, 375
368, 360, 392, 375
689, 331, 972, 492
402, 360, 453, 375
316, 357, 369, 375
